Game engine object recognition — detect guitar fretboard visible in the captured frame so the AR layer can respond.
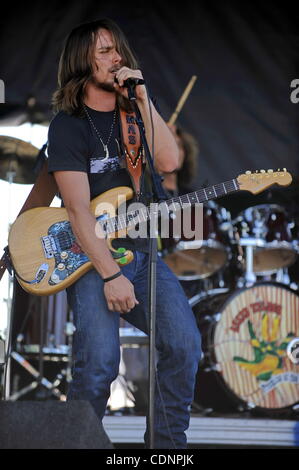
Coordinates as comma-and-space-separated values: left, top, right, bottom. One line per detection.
99, 178, 240, 234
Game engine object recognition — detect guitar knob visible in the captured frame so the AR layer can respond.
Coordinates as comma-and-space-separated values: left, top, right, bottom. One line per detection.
60, 251, 68, 260
57, 263, 65, 271
51, 273, 59, 283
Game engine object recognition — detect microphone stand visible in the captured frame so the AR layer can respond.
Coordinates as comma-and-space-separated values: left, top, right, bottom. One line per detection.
126, 80, 167, 449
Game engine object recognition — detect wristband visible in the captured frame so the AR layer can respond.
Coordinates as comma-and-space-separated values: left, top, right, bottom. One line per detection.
102, 271, 122, 283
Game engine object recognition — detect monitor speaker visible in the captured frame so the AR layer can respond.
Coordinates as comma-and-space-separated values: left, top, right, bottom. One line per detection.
0, 400, 113, 449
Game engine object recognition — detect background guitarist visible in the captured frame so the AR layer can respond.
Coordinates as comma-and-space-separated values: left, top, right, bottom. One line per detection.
47, 18, 202, 449
163, 123, 199, 197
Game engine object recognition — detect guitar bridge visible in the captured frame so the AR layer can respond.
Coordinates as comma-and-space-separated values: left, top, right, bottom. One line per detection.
41, 235, 57, 259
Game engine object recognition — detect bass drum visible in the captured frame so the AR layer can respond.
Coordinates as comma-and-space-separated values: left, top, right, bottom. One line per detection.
193, 282, 299, 413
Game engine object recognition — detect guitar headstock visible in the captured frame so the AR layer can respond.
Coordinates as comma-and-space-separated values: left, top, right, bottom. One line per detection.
237, 169, 292, 194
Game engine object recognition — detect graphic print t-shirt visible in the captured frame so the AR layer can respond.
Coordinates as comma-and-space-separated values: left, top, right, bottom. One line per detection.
47, 106, 149, 253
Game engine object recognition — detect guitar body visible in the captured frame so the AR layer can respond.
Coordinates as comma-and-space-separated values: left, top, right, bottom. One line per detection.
9, 186, 134, 296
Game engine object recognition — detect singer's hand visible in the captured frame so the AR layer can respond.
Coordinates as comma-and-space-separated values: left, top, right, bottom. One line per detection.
114, 67, 146, 101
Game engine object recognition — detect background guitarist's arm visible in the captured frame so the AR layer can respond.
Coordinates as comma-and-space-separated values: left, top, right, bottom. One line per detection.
53, 170, 139, 314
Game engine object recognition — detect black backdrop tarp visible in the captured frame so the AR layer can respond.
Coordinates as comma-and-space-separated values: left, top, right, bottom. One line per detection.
0, 1, 299, 197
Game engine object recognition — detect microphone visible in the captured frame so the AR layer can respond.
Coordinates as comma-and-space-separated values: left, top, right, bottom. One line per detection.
114, 76, 145, 101
114, 77, 145, 87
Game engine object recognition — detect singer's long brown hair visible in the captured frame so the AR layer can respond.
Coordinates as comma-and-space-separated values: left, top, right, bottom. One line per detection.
52, 18, 139, 116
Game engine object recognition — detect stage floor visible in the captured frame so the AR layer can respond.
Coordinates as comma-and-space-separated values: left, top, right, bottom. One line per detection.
103, 414, 299, 448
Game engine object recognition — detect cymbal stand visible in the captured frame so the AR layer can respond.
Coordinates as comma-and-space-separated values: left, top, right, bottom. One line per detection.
6, 297, 75, 402
6, 351, 66, 401
34, 296, 50, 399
1, 168, 17, 399
65, 309, 75, 384
5, 295, 65, 401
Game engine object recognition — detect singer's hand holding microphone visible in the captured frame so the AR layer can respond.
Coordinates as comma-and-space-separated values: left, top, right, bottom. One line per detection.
113, 67, 146, 101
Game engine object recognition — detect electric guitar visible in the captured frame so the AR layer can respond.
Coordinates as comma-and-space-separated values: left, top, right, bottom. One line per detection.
8, 169, 292, 296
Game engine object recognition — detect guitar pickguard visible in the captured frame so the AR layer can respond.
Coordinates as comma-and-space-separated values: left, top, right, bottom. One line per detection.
46, 220, 89, 286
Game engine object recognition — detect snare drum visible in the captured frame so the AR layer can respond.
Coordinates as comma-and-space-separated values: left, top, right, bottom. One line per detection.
162, 201, 232, 281
233, 204, 297, 274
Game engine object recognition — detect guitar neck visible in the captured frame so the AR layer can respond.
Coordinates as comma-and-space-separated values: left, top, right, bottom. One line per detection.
101, 178, 240, 235
167, 178, 240, 206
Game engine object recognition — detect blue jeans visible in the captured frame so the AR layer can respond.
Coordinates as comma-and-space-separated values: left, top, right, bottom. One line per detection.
66, 251, 201, 449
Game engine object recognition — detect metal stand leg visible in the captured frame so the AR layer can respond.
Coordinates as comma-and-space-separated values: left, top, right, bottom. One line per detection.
245, 245, 257, 285
7, 351, 66, 401
4, 292, 75, 402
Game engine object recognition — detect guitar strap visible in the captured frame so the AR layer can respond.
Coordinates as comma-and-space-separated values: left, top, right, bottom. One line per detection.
118, 106, 146, 201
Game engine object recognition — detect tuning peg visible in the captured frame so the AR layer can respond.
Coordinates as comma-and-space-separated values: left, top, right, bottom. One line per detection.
260, 169, 266, 173
283, 168, 287, 172
245, 170, 251, 175
267, 169, 273, 173
277, 168, 280, 171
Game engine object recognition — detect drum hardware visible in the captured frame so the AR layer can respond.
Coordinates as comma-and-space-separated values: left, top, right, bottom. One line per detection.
108, 320, 149, 414
274, 267, 291, 286
237, 267, 299, 292
202, 363, 221, 373
245, 244, 257, 285
7, 351, 67, 401
119, 327, 148, 346
0, 337, 5, 364
188, 288, 230, 308
290, 282, 299, 291
286, 338, 299, 365
6, 291, 74, 401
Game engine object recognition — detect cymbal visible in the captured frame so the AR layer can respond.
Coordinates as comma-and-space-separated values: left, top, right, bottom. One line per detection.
0, 136, 39, 184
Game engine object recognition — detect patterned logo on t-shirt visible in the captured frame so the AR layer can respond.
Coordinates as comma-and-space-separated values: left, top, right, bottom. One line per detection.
89, 156, 121, 174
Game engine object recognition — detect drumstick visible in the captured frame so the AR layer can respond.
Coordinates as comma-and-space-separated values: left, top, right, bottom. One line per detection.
168, 75, 197, 126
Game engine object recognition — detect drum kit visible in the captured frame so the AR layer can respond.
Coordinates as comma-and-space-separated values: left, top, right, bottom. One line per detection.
161, 198, 299, 415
